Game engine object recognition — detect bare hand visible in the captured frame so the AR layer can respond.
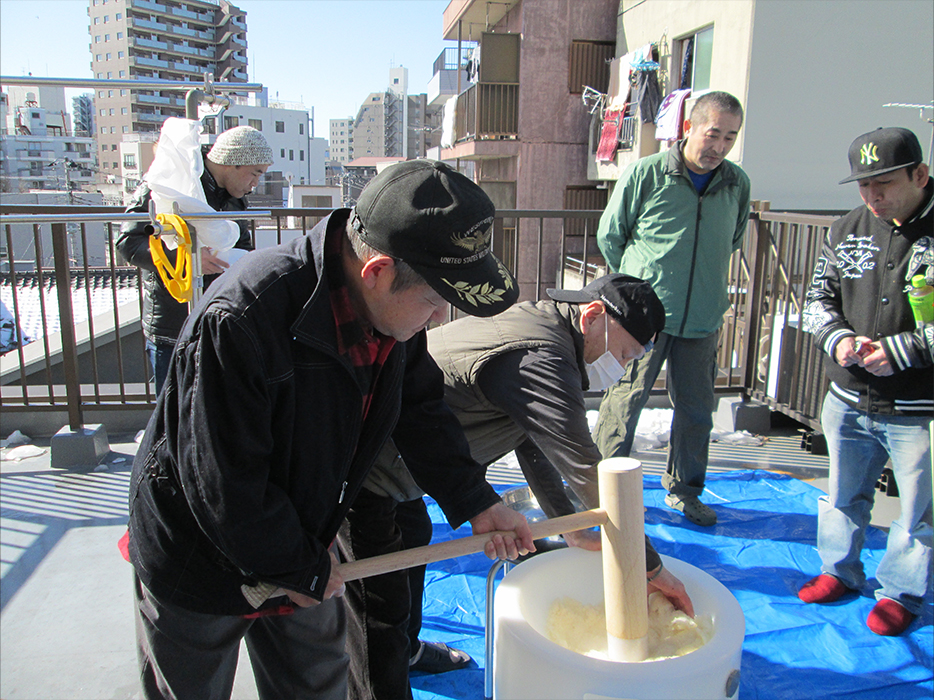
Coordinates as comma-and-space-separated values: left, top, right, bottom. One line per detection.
282, 551, 345, 607
470, 502, 536, 561
647, 565, 695, 617
200, 247, 230, 276
859, 343, 894, 376
834, 335, 870, 367
563, 528, 602, 551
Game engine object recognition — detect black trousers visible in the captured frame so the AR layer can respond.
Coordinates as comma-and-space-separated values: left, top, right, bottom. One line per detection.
336, 488, 433, 700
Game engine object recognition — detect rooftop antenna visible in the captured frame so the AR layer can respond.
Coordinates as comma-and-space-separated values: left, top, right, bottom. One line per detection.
883, 101, 934, 167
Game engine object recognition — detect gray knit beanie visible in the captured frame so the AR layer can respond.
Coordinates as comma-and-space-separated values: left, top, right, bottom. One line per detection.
207, 125, 274, 166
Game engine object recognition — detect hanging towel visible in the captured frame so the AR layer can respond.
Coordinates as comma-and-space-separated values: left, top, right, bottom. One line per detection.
596, 109, 624, 162
654, 89, 692, 141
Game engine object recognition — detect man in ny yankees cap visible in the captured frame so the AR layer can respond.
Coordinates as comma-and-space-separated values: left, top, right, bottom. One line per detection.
799, 127, 932, 637
126, 159, 533, 699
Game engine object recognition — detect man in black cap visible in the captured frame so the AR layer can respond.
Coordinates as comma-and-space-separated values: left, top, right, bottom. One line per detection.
126, 159, 535, 700
799, 128, 932, 636
340, 273, 695, 700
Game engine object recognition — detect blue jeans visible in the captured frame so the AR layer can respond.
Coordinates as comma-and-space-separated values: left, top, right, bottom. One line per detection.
145, 340, 174, 395
818, 392, 933, 614
594, 331, 720, 498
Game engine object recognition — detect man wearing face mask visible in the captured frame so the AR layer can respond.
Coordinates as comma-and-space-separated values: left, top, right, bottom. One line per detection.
339, 274, 694, 700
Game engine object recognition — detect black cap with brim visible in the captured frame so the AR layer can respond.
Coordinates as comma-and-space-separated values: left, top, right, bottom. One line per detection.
547, 273, 666, 346
839, 127, 923, 184
353, 160, 518, 317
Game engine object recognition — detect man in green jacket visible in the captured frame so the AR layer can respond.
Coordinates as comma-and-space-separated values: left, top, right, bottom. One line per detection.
594, 91, 751, 526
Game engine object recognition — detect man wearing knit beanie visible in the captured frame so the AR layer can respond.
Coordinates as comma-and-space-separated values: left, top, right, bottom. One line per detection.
117, 124, 275, 393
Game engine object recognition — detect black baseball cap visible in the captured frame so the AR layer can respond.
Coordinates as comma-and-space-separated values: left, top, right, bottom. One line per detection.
546, 273, 666, 346
352, 160, 518, 317
839, 127, 923, 184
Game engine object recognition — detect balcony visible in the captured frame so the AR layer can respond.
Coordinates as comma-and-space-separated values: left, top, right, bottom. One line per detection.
129, 16, 168, 33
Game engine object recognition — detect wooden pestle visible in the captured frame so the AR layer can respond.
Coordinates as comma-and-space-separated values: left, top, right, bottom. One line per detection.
337, 508, 607, 582
599, 457, 649, 662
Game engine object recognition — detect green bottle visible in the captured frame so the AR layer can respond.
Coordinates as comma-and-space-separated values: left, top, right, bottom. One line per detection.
908, 274, 934, 326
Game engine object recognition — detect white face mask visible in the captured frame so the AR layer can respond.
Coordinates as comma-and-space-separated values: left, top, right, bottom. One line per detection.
585, 316, 627, 391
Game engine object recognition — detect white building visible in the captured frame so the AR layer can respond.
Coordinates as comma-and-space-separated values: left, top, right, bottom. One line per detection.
0, 87, 98, 195
592, 0, 934, 211
329, 117, 354, 164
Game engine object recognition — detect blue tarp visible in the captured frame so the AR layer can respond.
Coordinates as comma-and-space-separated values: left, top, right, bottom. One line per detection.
411, 470, 933, 700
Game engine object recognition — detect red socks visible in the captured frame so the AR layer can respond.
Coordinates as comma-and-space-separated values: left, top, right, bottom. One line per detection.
798, 574, 851, 604
867, 598, 915, 636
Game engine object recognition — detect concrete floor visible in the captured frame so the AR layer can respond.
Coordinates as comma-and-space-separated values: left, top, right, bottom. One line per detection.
0, 416, 904, 700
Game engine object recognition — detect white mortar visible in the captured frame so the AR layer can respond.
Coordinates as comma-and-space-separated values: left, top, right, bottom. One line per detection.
493, 548, 744, 700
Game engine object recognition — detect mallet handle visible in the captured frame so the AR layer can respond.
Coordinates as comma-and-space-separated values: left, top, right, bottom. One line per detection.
338, 508, 607, 582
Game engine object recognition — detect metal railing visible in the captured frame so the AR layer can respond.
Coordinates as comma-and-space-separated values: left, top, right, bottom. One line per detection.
1, 203, 834, 434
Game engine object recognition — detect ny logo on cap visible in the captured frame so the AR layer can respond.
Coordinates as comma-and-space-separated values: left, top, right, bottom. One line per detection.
860, 143, 879, 166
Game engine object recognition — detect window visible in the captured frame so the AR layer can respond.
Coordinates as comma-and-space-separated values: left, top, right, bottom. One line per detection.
120, 89, 127, 96
118, 51, 125, 58
124, 154, 137, 169
299, 123, 304, 135
275, 121, 285, 133
96, 54, 103, 62
248, 118, 262, 130
112, 144, 118, 150
101, 126, 107, 134
121, 107, 128, 114
224, 116, 240, 129
108, 90, 114, 97
106, 52, 112, 60
299, 150, 304, 161
568, 40, 614, 95
94, 35, 101, 43
100, 109, 107, 116
104, 15, 109, 23
116, 12, 122, 20
122, 126, 130, 133
94, 17, 100, 25
109, 108, 115, 115
280, 148, 285, 157
102, 144, 108, 151
289, 149, 294, 161
97, 72, 104, 78
107, 71, 113, 78
113, 162, 119, 169
105, 34, 110, 41
99, 90, 105, 97
110, 126, 116, 133
119, 70, 126, 77
676, 26, 713, 92
117, 31, 123, 39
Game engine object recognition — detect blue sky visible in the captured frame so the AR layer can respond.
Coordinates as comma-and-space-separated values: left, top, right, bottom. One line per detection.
0, 0, 456, 133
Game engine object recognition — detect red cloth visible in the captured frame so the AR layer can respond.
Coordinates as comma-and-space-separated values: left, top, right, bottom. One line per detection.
596, 109, 624, 162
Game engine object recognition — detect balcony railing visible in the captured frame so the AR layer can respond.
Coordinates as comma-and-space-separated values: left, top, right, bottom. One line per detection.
455, 82, 519, 142
1, 203, 832, 437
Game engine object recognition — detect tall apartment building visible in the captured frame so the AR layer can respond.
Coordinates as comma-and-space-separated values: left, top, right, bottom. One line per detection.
87, 0, 248, 182
328, 117, 353, 164
72, 94, 96, 137
352, 68, 429, 161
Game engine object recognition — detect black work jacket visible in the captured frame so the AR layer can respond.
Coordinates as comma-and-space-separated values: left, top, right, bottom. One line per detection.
116, 148, 253, 344
128, 211, 499, 615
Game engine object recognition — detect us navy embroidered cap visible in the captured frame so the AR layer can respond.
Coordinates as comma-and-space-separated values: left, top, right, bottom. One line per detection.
351, 160, 518, 317
546, 273, 666, 346
839, 127, 923, 184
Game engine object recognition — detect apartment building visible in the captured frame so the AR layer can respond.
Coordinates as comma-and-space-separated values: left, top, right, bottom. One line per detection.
438, 0, 618, 297
329, 117, 354, 165
352, 67, 429, 161
593, 0, 933, 211
87, 0, 248, 183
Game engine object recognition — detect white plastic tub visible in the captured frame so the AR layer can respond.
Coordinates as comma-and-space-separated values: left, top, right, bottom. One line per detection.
493, 548, 744, 700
